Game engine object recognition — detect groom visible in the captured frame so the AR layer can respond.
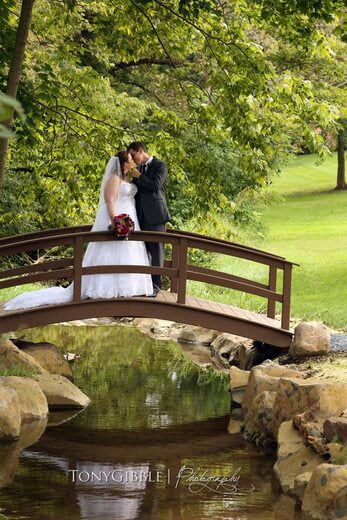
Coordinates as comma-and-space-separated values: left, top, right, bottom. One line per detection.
127, 142, 170, 296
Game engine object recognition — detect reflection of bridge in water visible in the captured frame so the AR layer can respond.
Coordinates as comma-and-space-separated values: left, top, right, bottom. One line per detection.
0, 226, 296, 347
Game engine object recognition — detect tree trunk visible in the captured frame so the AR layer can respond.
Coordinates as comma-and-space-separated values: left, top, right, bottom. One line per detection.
0, 0, 35, 188
335, 129, 346, 190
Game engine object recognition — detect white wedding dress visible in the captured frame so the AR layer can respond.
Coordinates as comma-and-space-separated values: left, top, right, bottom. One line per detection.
5, 177, 153, 311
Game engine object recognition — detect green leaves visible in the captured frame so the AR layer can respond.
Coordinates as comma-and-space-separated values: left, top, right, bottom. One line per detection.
0, 92, 25, 137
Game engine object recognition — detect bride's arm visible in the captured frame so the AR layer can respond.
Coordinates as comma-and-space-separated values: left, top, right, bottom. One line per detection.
104, 175, 120, 221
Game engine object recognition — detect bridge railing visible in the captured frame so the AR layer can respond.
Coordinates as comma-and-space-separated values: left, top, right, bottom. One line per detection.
0, 228, 296, 330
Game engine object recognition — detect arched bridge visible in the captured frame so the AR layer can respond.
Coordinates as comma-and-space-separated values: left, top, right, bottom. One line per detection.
0, 227, 296, 347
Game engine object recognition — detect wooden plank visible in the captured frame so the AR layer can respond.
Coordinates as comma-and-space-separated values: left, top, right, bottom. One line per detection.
73, 236, 83, 302
177, 239, 188, 304
281, 263, 292, 330
188, 265, 269, 289
0, 268, 73, 289
267, 265, 277, 318
170, 244, 179, 293
82, 266, 177, 277
187, 269, 283, 302
0, 258, 73, 280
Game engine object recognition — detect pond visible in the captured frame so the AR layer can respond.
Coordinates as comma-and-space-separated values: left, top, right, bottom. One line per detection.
0, 323, 296, 520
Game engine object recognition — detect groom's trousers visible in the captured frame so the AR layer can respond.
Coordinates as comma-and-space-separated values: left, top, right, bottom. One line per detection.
141, 219, 166, 292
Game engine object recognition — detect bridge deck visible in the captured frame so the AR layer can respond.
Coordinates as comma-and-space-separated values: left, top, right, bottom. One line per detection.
0, 290, 292, 347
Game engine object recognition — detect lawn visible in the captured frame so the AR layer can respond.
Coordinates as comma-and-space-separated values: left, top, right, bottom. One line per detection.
189, 153, 347, 330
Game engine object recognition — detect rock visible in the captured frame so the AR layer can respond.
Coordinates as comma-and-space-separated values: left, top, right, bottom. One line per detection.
327, 442, 344, 460
290, 321, 330, 357
242, 362, 303, 419
292, 412, 328, 457
0, 382, 21, 441
274, 421, 322, 494
180, 344, 213, 367
230, 366, 250, 389
323, 415, 347, 443
228, 418, 242, 434
0, 340, 46, 374
177, 325, 219, 345
34, 373, 90, 410
332, 445, 347, 465
211, 333, 254, 369
17, 418, 48, 449
243, 390, 276, 441
150, 319, 176, 336
272, 378, 347, 437
3, 377, 48, 420
13, 340, 73, 381
230, 407, 243, 421
302, 464, 347, 520
293, 471, 313, 502
231, 387, 245, 406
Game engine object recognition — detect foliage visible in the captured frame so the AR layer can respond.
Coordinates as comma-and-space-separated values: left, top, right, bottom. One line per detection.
0, 92, 24, 137
0, 0, 345, 239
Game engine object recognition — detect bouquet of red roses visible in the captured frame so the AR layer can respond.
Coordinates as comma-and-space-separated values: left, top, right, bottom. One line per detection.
108, 213, 135, 239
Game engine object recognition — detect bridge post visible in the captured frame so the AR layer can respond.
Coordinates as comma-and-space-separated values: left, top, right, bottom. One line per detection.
267, 265, 277, 318
73, 235, 84, 302
281, 263, 292, 330
170, 243, 179, 293
177, 238, 188, 304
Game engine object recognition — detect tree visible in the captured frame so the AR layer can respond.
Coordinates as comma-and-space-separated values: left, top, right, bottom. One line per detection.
336, 120, 347, 190
0, 0, 345, 237
0, 0, 35, 187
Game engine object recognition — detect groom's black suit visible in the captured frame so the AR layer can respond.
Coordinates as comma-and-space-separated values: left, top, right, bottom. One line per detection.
134, 156, 170, 293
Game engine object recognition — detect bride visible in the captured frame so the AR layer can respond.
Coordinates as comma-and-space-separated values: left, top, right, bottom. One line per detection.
5, 151, 154, 310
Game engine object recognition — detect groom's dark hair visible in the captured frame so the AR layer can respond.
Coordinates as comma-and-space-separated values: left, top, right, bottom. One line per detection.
127, 141, 147, 152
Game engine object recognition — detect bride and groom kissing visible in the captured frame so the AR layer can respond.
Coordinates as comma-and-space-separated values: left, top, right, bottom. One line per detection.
5, 142, 170, 311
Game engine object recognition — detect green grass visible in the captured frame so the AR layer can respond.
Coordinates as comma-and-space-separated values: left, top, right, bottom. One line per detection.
0, 364, 39, 377
189, 152, 347, 330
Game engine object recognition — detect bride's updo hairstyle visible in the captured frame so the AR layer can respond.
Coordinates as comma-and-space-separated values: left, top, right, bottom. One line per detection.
116, 150, 130, 177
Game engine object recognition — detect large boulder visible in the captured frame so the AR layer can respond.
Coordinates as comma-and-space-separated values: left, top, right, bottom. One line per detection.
179, 344, 213, 367
3, 377, 48, 420
243, 390, 276, 444
323, 413, 347, 444
272, 378, 347, 437
211, 333, 253, 367
0, 340, 46, 374
177, 325, 219, 345
34, 373, 90, 410
13, 340, 73, 380
293, 471, 313, 503
290, 321, 330, 357
242, 362, 303, 419
230, 366, 250, 389
302, 464, 347, 520
0, 382, 21, 441
132, 318, 176, 337
273, 421, 322, 494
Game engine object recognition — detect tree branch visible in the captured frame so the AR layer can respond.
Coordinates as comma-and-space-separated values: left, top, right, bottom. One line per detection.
114, 58, 183, 69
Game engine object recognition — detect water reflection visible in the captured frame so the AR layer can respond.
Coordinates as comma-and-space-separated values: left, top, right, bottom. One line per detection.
0, 324, 296, 520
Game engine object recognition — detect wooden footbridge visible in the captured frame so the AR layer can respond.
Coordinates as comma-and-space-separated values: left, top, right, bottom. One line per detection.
0, 227, 296, 347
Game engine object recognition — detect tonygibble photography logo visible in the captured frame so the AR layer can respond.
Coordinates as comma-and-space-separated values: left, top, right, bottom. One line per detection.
68, 465, 256, 496
174, 465, 255, 495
